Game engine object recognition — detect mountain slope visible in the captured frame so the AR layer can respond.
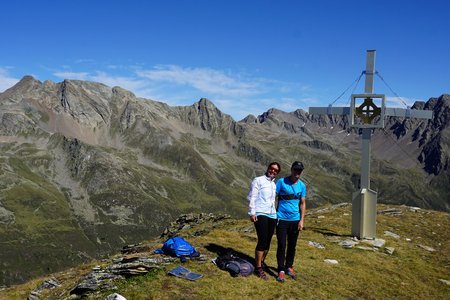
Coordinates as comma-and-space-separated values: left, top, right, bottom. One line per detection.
0, 76, 448, 286
1, 204, 448, 299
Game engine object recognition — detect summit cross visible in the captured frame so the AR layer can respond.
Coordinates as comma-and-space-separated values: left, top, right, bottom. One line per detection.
309, 50, 432, 239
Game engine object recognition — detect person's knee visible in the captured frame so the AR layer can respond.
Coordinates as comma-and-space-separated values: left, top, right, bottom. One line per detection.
256, 240, 268, 251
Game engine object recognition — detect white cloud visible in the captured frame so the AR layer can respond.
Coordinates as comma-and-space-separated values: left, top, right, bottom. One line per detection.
136, 65, 261, 98
53, 70, 152, 98
130, 88, 161, 101
0, 68, 19, 92
297, 97, 322, 106
277, 98, 306, 112
212, 98, 257, 120
91, 72, 147, 93
386, 96, 419, 108
75, 58, 95, 64
134, 65, 314, 119
50, 64, 315, 120
53, 71, 90, 80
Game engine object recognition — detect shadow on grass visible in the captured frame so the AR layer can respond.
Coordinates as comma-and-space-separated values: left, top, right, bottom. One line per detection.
204, 243, 277, 278
307, 226, 353, 238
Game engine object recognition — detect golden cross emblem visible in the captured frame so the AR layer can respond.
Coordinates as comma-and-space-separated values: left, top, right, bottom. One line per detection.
354, 97, 381, 124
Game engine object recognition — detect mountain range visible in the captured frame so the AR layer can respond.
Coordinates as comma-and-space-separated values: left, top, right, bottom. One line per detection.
0, 76, 448, 286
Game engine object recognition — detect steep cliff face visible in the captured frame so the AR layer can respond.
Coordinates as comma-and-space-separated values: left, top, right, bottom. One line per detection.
417, 95, 450, 174
372, 96, 450, 206
173, 98, 244, 139
0, 76, 448, 286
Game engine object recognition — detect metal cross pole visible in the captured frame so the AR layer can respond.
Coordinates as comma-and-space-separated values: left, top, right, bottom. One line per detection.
309, 50, 432, 239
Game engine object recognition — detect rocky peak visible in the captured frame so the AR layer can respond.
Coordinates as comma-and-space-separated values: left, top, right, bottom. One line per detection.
195, 98, 226, 122
412, 101, 426, 110
196, 98, 235, 132
420, 94, 450, 133
240, 114, 258, 124
176, 98, 236, 134
17, 75, 39, 86
431, 94, 450, 126
112, 86, 136, 98
414, 94, 450, 175
196, 97, 217, 110
55, 79, 113, 125
255, 107, 318, 135
0, 75, 41, 100
424, 94, 450, 110
257, 108, 283, 123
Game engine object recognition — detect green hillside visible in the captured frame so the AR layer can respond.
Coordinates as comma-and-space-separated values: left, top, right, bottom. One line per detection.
2, 204, 448, 299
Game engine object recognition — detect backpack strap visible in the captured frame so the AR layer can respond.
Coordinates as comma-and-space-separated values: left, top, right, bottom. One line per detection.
154, 248, 164, 254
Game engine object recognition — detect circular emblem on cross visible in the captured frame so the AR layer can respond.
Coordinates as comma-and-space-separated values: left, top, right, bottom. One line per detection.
354, 97, 381, 124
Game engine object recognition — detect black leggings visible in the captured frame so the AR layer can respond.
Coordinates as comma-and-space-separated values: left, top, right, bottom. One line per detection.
254, 215, 277, 251
276, 219, 300, 272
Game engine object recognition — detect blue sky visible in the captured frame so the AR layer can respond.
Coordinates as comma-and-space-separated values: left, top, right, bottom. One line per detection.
1, 0, 449, 120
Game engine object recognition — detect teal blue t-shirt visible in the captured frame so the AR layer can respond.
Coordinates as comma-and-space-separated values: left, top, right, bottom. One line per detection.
276, 177, 306, 221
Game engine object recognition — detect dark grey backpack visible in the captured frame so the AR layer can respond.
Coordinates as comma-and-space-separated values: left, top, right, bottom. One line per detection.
215, 254, 254, 277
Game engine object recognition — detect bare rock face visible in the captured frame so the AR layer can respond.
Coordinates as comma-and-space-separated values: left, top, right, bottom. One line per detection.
417, 94, 450, 175
56, 79, 113, 126
302, 140, 335, 152
174, 98, 239, 137
0, 206, 15, 225
194, 98, 232, 132
240, 114, 257, 124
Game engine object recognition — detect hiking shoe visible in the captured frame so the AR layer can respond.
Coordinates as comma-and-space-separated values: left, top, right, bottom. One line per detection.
286, 267, 297, 280
276, 271, 285, 282
255, 267, 268, 280
262, 262, 268, 271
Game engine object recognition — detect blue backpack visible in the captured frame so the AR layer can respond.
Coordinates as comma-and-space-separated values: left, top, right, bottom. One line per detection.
155, 236, 200, 260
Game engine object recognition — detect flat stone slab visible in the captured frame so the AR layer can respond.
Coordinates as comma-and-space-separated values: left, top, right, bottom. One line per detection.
361, 238, 385, 248
384, 231, 400, 239
418, 244, 436, 252
308, 241, 325, 249
384, 247, 395, 255
324, 259, 339, 264
339, 240, 358, 249
356, 246, 377, 251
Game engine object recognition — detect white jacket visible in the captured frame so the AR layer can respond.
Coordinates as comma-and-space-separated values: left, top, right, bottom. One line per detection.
247, 175, 276, 216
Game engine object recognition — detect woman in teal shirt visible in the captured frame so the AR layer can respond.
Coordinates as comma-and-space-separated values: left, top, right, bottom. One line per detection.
275, 161, 306, 282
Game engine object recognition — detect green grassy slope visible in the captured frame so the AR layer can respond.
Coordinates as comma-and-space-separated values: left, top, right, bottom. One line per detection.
2, 204, 448, 299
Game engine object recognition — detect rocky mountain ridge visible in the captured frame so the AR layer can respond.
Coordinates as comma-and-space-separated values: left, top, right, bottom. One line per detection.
0, 76, 448, 286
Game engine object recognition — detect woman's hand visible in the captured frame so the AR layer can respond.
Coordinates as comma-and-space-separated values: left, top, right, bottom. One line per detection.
250, 215, 258, 222
298, 219, 304, 231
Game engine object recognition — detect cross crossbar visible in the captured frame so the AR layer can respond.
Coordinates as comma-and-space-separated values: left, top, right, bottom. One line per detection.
385, 107, 432, 119
308, 106, 349, 115
309, 106, 432, 119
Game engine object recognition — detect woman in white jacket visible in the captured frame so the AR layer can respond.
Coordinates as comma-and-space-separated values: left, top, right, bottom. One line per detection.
247, 161, 280, 280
